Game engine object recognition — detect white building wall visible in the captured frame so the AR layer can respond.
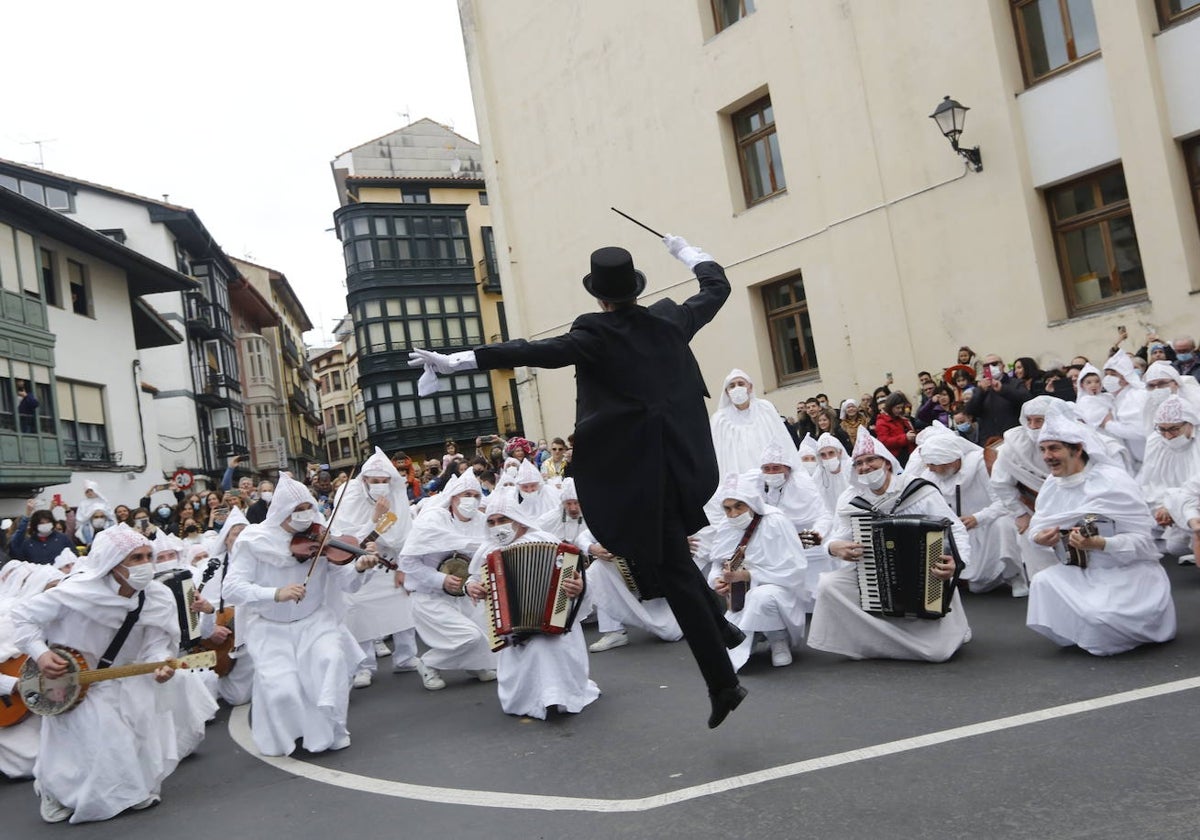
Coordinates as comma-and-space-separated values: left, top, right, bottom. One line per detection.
460, 0, 1200, 438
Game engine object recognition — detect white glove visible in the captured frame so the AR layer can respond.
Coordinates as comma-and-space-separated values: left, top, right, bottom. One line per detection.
662, 234, 713, 270
407, 349, 479, 397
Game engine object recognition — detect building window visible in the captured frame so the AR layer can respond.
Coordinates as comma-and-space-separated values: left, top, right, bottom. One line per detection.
56, 379, 108, 462
712, 0, 755, 33
478, 191, 489, 206
0, 173, 73, 211
336, 404, 348, 425
1186, 136, 1200, 242
1047, 165, 1146, 315
339, 210, 472, 273
357, 294, 483, 354
733, 95, 786, 207
401, 187, 429, 204
1157, 0, 1200, 27
1012, 0, 1100, 85
40, 248, 61, 308
0, 362, 55, 435
364, 371, 494, 435
243, 336, 272, 385
762, 274, 819, 383
67, 259, 91, 316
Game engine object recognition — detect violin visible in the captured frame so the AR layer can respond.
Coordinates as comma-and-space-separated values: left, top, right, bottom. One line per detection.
290, 512, 399, 570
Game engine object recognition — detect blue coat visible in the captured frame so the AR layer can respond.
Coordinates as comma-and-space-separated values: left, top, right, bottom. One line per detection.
9, 518, 77, 565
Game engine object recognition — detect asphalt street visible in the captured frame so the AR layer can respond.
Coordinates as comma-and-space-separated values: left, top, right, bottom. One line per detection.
3, 558, 1198, 840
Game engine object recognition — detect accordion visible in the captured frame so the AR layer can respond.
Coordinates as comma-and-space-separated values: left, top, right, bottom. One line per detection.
851, 513, 962, 620
483, 541, 583, 651
1054, 514, 1115, 569
589, 554, 643, 601
154, 569, 202, 648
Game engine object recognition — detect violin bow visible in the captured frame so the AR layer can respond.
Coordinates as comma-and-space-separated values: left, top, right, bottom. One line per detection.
304, 466, 357, 585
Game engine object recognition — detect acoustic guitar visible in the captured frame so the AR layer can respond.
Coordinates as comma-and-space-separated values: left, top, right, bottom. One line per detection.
0, 655, 30, 727
16, 645, 215, 718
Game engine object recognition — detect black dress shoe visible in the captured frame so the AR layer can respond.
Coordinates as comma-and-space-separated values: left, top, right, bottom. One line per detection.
707, 683, 748, 729
721, 620, 746, 650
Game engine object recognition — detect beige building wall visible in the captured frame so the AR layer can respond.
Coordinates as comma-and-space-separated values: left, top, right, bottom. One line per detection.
459, 0, 1200, 439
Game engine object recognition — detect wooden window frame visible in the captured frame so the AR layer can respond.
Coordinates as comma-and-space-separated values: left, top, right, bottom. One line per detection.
711, 0, 755, 34
1156, 0, 1200, 28
1046, 165, 1147, 316
762, 274, 819, 384
733, 95, 786, 207
1185, 136, 1200, 244
1011, 0, 1101, 87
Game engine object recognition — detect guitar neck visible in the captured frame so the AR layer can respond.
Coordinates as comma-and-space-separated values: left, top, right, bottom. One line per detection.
78, 660, 172, 686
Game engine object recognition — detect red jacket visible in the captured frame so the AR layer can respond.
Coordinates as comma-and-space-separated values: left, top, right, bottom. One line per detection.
874, 412, 915, 461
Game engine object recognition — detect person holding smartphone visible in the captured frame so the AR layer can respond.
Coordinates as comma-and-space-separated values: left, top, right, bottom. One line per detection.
964, 354, 1032, 444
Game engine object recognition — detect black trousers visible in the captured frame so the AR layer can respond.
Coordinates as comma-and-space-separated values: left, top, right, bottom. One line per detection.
655, 484, 738, 694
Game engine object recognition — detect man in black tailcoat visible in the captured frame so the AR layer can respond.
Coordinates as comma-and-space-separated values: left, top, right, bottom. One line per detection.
409, 236, 747, 728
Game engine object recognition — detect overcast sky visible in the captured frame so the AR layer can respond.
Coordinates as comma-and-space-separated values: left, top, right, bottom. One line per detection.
0, 0, 478, 345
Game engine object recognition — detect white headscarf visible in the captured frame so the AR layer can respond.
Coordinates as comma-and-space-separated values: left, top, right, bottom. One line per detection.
559, 477, 579, 502
711, 368, 796, 477
515, 459, 542, 487
399, 470, 487, 558
262, 472, 325, 532
839, 399, 859, 420
332, 447, 414, 553
918, 434, 962, 466
483, 486, 541, 530
76, 480, 110, 521
1038, 414, 1087, 447
1103, 349, 1143, 388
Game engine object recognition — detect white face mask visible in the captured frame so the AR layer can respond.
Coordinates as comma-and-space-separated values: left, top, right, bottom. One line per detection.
727, 386, 750, 406
1147, 388, 1172, 408
37, 523, 54, 536
800, 459, 819, 475
1163, 433, 1193, 451
821, 458, 841, 474
504, 467, 518, 478
120, 562, 155, 591
366, 483, 390, 501
91, 518, 107, 530
455, 496, 480, 518
489, 524, 516, 546
988, 363, 1004, 377
289, 509, 315, 529
260, 491, 273, 503
762, 472, 787, 489
1102, 375, 1124, 394
726, 511, 753, 530
861, 467, 889, 490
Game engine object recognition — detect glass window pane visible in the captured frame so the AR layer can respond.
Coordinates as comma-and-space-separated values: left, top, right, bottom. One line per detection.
396, 379, 414, 396
377, 240, 394, 262
405, 298, 421, 316
44, 187, 70, 210
373, 217, 389, 236
419, 398, 435, 418
1067, 0, 1099, 58
399, 400, 416, 421
443, 297, 460, 314
461, 295, 478, 312
355, 241, 373, 265
771, 315, 805, 375
453, 240, 468, 262
447, 320, 463, 340
465, 317, 482, 342
412, 217, 429, 236
456, 394, 473, 414
477, 392, 492, 413
1062, 225, 1109, 305
1021, 0, 1068, 77
424, 297, 441, 314
20, 181, 45, 203
364, 300, 382, 319
431, 217, 448, 236
408, 320, 424, 343
1109, 215, 1145, 294
1052, 183, 1096, 221
368, 323, 386, 350
439, 396, 455, 416
351, 217, 370, 236
427, 321, 444, 342
449, 218, 465, 236
1098, 170, 1129, 206
394, 218, 408, 236
376, 403, 396, 426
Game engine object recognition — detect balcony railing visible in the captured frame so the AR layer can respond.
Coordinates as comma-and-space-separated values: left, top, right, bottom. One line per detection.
64, 441, 119, 464
477, 258, 502, 293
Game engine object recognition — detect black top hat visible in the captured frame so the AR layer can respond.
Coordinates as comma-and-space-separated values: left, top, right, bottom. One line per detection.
582, 246, 646, 302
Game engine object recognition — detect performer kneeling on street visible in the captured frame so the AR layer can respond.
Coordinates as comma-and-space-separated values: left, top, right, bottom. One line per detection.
465, 489, 598, 719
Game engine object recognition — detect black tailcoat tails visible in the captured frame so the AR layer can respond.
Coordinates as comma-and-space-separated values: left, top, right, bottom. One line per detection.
473, 260, 737, 693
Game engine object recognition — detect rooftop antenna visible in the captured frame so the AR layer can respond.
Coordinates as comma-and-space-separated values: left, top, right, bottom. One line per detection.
21, 139, 55, 169
398, 106, 411, 125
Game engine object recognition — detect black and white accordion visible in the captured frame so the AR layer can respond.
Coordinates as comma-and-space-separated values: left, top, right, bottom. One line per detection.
588, 554, 643, 601
1054, 514, 1116, 569
154, 569, 202, 648
850, 513, 962, 620
483, 541, 584, 651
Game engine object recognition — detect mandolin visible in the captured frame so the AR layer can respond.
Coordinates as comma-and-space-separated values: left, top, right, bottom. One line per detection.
16, 645, 216, 718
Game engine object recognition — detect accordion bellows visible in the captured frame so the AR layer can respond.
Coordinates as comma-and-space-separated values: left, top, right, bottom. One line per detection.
483, 541, 583, 651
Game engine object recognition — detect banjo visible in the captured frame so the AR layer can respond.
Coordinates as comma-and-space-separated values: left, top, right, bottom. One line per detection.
15, 646, 216, 718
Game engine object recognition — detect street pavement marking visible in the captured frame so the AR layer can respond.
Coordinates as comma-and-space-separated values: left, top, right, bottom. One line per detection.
229, 675, 1200, 813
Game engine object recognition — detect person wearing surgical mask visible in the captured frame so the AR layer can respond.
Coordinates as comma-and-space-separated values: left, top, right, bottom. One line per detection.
710, 368, 797, 479
336, 449, 418, 689
245, 480, 275, 525
462, 489, 596, 720
397, 471, 494, 691
808, 430, 972, 664
752, 443, 830, 549
707, 474, 810, 670
9, 499, 76, 565
1096, 349, 1149, 469
9, 524, 182, 823
964, 353, 1032, 444
1138, 396, 1200, 563
222, 473, 380, 757
1171, 336, 1200, 378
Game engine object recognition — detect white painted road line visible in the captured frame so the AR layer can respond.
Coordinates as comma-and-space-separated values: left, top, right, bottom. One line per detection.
229, 674, 1200, 813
